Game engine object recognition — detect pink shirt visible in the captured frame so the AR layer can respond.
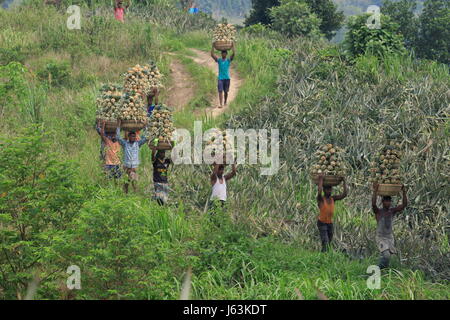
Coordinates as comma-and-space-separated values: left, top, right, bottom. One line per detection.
114, 7, 125, 22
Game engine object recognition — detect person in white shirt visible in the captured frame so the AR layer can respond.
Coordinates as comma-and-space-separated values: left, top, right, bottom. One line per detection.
210, 163, 237, 209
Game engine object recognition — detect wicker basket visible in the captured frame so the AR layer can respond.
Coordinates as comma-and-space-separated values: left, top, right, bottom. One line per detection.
121, 120, 148, 132
311, 175, 343, 187
378, 184, 402, 196
213, 40, 233, 51
156, 140, 174, 150
96, 119, 117, 133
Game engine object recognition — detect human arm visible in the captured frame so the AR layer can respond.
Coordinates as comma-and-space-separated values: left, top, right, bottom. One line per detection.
372, 182, 379, 214
210, 44, 218, 62
116, 120, 126, 146
225, 163, 237, 181
210, 164, 219, 185
99, 121, 110, 144
150, 145, 157, 163
333, 178, 348, 201
393, 185, 408, 213
230, 42, 235, 61
317, 174, 324, 204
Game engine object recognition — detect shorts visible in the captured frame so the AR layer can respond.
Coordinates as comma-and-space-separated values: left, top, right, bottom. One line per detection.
218, 79, 230, 93
154, 182, 169, 204
124, 167, 138, 181
376, 236, 396, 254
104, 165, 122, 179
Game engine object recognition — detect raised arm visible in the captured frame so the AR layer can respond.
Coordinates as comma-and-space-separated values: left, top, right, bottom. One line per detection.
211, 45, 218, 62
99, 121, 109, 144
151, 145, 157, 162
116, 120, 126, 146
372, 183, 379, 214
317, 174, 324, 204
333, 178, 348, 201
393, 186, 408, 213
225, 163, 237, 181
210, 164, 219, 185
230, 42, 236, 61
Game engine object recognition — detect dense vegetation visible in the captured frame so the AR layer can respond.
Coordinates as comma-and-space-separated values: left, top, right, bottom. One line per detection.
0, 1, 448, 300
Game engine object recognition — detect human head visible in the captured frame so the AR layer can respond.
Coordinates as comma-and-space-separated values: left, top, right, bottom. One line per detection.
117, 1, 123, 8
128, 131, 137, 142
217, 164, 225, 178
221, 50, 228, 59
382, 196, 392, 209
108, 134, 117, 143
323, 185, 332, 197
156, 150, 165, 160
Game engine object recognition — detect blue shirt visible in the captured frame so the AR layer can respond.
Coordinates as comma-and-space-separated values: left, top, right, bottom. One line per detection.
218, 58, 231, 80
116, 127, 148, 168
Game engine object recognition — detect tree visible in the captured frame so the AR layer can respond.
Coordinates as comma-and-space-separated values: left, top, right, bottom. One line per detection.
304, 0, 345, 40
344, 14, 407, 58
381, 0, 418, 48
416, 0, 449, 64
0, 127, 88, 299
269, 0, 322, 38
245, 0, 280, 26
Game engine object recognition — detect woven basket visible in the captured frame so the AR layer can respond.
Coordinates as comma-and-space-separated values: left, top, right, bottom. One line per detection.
121, 120, 147, 132
156, 140, 174, 150
311, 175, 343, 187
378, 184, 402, 196
96, 119, 117, 133
213, 40, 233, 51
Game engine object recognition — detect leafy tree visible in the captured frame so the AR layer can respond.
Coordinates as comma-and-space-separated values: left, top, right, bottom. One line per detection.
269, 0, 322, 38
304, 0, 345, 40
0, 127, 89, 299
344, 13, 407, 58
381, 0, 418, 48
245, 0, 280, 26
416, 0, 449, 64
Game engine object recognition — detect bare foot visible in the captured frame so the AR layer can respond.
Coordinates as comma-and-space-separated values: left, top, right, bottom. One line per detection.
218, 104, 223, 108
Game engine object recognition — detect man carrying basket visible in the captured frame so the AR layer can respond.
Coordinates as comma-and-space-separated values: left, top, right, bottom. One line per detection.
316, 174, 348, 252
210, 43, 235, 108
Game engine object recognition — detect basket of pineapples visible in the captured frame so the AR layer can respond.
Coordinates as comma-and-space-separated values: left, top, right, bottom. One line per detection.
310, 144, 347, 186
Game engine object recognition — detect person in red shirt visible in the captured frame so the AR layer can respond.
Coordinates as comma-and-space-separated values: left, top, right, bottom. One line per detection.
97, 121, 122, 180
114, 0, 129, 23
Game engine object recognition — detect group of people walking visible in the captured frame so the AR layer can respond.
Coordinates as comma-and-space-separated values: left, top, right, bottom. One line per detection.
316, 175, 408, 269
95, 40, 406, 270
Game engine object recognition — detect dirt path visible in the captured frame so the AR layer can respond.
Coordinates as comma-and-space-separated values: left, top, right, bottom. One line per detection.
165, 49, 243, 117
165, 57, 195, 110
188, 48, 243, 117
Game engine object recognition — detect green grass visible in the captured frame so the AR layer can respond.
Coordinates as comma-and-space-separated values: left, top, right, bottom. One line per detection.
1, 4, 449, 300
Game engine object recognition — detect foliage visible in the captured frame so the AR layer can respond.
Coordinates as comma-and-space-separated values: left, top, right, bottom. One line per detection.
245, 0, 280, 26
57, 191, 191, 299
416, 0, 450, 64
36, 60, 71, 88
381, 0, 418, 48
344, 14, 407, 58
303, 0, 345, 40
269, 0, 322, 38
0, 127, 89, 299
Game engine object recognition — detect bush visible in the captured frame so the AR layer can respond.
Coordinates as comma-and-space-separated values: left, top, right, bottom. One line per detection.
0, 127, 89, 299
36, 60, 71, 87
58, 192, 191, 299
344, 14, 407, 58
269, 0, 322, 38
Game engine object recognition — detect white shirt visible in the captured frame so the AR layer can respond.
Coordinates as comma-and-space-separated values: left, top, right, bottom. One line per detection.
211, 176, 227, 201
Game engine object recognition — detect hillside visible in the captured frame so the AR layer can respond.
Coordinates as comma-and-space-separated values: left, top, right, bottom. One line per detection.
0, 2, 449, 300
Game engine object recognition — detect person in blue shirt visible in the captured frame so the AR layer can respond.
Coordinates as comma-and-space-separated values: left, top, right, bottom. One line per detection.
116, 120, 148, 194
211, 42, 235, 108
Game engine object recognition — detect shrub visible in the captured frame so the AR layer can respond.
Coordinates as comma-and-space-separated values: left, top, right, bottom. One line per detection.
344, 14, 407, 58
0, 127, 89, 299
36, 60, 71, 87
269, 0, 322, 38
